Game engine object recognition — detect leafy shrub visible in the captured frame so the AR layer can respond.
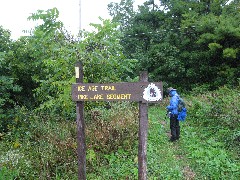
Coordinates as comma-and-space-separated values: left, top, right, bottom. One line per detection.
0, 101, 139, 179
181, 126, 240, 179
0, 76, 22, 132
85, 102, 139, 154
187, 85, 240, 152
27, 9, 137, 120
208, 86, 239, 128
0, 111, 78, 179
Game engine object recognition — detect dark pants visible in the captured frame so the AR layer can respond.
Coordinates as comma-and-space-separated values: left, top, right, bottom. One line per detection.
170, 114, 180, 140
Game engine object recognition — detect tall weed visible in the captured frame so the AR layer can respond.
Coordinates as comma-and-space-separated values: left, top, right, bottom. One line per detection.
187, 85, 240, 149
85, 102, 139, 154
0, 102, 139, 179
180, 85, 240, 179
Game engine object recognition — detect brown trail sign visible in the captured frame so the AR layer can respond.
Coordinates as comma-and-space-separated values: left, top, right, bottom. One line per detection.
72, 62, 163, 180
72, 82, 163, 102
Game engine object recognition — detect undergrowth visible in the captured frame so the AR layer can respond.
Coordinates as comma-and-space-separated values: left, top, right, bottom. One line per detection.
0, 86, 239, 179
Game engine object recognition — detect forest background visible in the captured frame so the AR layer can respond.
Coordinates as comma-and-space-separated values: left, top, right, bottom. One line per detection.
0, 0, 239, 179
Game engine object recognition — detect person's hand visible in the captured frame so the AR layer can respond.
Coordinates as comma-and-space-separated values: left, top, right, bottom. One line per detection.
167, 112, 171, 118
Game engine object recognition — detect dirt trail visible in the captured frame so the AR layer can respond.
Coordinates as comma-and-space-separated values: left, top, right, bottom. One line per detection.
160, 120, 196, 180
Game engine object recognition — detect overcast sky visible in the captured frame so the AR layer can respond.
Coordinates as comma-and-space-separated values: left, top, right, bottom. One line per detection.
0, 0, 147, 40
0, 0, 234, 40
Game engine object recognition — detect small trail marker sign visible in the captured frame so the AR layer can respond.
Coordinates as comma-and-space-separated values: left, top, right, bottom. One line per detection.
72, 62, 163, 180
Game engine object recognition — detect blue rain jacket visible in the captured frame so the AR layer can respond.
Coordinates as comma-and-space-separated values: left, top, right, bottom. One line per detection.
166, 90, 179, 115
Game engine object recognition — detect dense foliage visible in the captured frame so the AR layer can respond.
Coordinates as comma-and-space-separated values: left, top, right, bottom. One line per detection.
189, 85, 240, 150
1, 88, 239, 179
109, 0, 240, 90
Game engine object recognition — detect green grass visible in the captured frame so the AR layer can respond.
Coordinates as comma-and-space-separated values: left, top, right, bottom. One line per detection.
147, 105, 240, 179
147, 106, 183, 179
0, 103, 239, 179
179, 123, 240, 179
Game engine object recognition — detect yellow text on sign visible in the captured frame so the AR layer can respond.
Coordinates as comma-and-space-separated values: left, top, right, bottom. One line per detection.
90, 94, 104, 100
78, 94, 88, 100
78, 85, 116, 92
88, 86, 98, 91
107, 94, 131, 100
100, 86, 116, 91
78, 86, 85, 91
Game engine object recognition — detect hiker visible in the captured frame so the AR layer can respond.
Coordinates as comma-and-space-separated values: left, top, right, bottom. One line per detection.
166, 87, 180, 142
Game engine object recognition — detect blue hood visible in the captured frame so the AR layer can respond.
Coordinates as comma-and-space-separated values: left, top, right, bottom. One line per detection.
166, 90, 179, 115
169, 90, 177, 97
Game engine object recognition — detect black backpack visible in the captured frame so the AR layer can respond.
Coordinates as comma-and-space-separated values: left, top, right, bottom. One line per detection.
177, 97, 186, 112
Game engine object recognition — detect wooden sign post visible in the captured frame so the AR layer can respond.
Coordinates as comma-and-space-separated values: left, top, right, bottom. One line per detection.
75, 62, 86, 180
72, 62, 163, 180
138, 71, 148, 180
